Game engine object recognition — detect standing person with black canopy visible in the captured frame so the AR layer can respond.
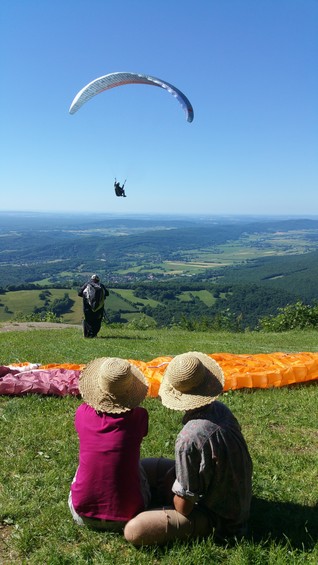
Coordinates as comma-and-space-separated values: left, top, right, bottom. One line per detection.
78, 274, 109, 338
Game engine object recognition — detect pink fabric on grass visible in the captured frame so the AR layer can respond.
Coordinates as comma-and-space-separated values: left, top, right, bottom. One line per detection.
0, 366, 80, 396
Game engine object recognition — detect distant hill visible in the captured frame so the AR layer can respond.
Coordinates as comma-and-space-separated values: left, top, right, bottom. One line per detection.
212, 250, 318, 302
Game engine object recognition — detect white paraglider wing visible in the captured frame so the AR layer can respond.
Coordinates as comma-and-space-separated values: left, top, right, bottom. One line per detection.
69, 72, 194, 122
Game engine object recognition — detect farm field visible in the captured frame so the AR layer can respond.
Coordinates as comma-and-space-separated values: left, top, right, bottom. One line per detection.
0, 289, 82, 324
0, 288, 162, 324
116, 231, 318, 277
177, 289, 216, 306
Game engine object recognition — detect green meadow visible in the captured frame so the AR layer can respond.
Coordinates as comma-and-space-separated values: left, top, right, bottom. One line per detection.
0, 289, 161, 325
0, 288, 214, 325
113, 289, 161, 308
0, 289, 83, 324
177, 290, 216, 306
0, 325, 317, 563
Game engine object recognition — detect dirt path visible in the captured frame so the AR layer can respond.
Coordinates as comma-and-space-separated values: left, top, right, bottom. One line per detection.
0, 322, 82, 333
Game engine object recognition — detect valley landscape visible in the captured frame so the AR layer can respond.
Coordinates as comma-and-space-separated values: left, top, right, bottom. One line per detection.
1, 212, 318, 330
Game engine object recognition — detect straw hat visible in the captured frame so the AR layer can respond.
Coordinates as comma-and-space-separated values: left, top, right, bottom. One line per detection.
79, 357, 148, 413
159, 352, 224, 411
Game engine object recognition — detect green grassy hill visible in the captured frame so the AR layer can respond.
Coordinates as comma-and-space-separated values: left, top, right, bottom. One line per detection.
218, 249, 318, 302
0, 289, 83, 323
0, 283, 293, 330
0, 288, 161, 325
0, 326, 317, 563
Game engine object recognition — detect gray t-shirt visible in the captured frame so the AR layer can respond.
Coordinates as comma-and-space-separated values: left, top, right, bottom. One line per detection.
172, 401, 252, 533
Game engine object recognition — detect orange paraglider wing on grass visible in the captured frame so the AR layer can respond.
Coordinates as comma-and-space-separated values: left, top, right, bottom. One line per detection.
1, 353, 317, 397
210, 352, 318, 391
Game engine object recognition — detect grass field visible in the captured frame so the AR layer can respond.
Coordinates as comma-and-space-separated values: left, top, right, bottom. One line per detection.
114, 289, 161, 308
0, 289, 83, 324
0, 289, 161, 325
0, 288, 216, 325
177, 290, 216, 307
0, 326, 317, 563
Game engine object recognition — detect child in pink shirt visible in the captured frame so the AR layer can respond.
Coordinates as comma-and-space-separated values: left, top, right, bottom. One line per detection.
69, 357, 150, 531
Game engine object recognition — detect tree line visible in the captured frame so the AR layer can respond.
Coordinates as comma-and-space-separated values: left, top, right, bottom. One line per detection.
4, 280, 318, 332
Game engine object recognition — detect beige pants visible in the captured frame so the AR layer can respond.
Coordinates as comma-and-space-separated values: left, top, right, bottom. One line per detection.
124, 457, 215, 546
124, 506, 214, 546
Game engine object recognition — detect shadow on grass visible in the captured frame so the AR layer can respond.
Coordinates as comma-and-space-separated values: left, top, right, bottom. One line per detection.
249, 496, 318, 549
98, 335, 152, 341
145, 497, 317, 554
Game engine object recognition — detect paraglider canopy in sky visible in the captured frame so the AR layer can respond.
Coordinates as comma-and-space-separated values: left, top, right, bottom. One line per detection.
69, 71, 194, 123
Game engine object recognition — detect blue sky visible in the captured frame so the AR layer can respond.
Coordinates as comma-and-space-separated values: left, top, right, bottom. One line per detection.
1, 0, 317, 216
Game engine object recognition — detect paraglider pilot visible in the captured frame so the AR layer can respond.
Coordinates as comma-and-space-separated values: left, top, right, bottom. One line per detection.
78, 274, 109, 338
114, 179, 127, 197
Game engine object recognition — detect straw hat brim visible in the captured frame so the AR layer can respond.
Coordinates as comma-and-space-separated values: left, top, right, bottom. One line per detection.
159, 352, 224, 411
79, 357, 148, 413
